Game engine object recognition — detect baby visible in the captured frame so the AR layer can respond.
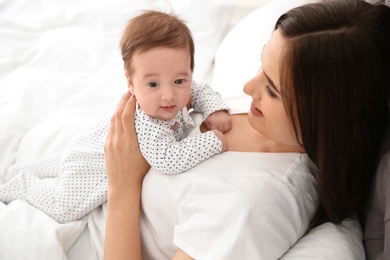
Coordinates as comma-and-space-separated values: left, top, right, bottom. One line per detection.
0, 10, 231, 223
123, 10, 231, 174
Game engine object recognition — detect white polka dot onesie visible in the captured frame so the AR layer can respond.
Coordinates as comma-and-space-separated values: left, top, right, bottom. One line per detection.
0, 81, 229, 223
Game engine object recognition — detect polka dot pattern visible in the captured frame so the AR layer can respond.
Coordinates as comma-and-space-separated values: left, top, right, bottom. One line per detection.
0, 81, 230, 223
190, 81, 231, 118
0, 119, 109, 223
135, 81, 229, 174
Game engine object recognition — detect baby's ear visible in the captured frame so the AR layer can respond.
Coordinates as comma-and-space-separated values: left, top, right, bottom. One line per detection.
128, 85, 134, 95
125, 71, 134, 94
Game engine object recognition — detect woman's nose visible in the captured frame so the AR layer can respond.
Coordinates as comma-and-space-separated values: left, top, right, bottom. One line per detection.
243, 79, 252, 96
244, 67, 263, 98
244, 77, 260, 98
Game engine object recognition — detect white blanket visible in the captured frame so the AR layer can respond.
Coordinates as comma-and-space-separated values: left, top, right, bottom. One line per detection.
0, 0, 366, 259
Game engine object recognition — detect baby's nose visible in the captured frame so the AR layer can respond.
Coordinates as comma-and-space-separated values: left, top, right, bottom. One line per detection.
161, 85, 175, 101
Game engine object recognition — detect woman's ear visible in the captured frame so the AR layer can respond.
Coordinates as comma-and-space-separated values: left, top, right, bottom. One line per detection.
125, 71, 134, 94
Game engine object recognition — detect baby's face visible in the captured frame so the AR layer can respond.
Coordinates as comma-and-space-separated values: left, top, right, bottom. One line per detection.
127, 47, 192, 121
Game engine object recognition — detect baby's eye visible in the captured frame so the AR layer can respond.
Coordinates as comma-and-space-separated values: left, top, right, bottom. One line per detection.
147, 82, 159, 88
174, 79, 184, 85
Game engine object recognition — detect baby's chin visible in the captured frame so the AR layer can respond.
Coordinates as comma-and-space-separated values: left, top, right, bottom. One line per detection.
152, 112, 178, 121
152, 107, 181, 121
141, 106, 178, 121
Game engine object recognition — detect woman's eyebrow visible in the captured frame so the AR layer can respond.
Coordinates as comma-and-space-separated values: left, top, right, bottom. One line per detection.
263, 70, 280, 94
261, 43, 281, 94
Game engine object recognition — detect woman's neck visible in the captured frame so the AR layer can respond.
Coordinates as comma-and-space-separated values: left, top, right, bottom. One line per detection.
205, 114, 305, 153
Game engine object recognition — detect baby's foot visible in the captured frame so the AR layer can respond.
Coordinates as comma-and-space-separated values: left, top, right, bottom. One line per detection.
0, 172, 25, 203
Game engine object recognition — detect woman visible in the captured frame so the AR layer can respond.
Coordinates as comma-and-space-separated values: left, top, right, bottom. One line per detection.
104, 1, 390, 259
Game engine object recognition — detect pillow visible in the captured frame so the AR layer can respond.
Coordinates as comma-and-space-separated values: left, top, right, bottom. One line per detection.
15, 111, 102, 163
363, 121, 390, 259
0, 111, 41, 179
212, 0, 319, 99
364, 151, 390, 260
168, 0, 235, 80
0, 200, 87, 259
281, 217, 365, 259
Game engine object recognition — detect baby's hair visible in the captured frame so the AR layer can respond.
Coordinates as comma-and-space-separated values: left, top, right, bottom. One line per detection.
120, 10, 195, 76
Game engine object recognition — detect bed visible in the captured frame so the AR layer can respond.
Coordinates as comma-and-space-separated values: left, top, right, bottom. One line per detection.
0, 0, 366, 259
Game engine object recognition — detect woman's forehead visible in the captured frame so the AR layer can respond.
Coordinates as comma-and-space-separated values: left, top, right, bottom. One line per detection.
262, 30, 285, 60
261, 30, 286, 89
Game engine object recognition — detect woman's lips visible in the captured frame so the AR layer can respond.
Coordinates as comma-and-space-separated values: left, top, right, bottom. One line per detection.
250, 102, 263, 116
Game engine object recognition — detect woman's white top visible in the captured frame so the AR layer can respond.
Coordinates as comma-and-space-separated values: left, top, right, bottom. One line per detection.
139, 95, 320, 260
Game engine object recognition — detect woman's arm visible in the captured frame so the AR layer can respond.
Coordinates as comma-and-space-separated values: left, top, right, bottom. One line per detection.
172, 249, 195, 260
104, 92, 195, 260
103, 92, 150, 260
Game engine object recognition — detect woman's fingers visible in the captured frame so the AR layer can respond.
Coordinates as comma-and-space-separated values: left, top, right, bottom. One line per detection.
122, 94, 137, 136
104, 91, 150, 188
105, 91, 132, 152
115, 91, 132, 133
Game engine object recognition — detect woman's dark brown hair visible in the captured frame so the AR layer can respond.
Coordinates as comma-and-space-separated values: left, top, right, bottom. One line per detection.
275, 0, 390, 227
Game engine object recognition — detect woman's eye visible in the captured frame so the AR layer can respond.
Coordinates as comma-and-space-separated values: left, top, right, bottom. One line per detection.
174, 79, 184, 85
265, 85, 277, 98
147, 82, 159, 88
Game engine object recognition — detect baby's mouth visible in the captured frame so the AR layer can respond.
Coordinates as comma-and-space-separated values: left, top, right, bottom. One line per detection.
161, 105, 176, 112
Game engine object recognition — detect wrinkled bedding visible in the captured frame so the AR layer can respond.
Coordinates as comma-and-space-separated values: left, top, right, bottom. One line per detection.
0, 0, 366, 259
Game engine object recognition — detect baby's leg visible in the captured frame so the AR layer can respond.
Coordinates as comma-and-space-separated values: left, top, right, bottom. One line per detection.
4, 153, 62, 181
0, 119, 110, 223
53, 118, 110, 222
49, 122, 109, 222
0, 153, 62, 202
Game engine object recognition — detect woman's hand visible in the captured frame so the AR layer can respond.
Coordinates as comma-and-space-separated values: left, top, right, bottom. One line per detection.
104, 92, 150, 260
104, 92, 150, 190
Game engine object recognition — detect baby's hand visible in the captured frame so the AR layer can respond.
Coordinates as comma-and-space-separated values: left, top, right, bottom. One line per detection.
204, 110, 232, 133
211, 129, 228, 152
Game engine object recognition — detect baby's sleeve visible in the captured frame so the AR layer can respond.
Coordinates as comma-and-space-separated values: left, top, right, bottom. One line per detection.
190, 81, 230, 119
136, 115, 222, 175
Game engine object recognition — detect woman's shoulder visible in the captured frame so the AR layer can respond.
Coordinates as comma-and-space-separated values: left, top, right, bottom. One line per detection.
187, 152, 316, 191
214, 152, 318, 211
173, 152, 319, 259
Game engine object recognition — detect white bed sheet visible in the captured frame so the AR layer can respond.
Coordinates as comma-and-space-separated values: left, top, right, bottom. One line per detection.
0, 0, 366, 259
